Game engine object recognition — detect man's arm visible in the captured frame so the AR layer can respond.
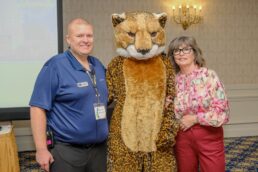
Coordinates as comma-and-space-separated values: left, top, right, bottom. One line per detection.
30, 106, 54, 172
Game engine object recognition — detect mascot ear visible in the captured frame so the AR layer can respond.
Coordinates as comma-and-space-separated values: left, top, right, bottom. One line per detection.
153, 12, 167, 28
112, 13, 126, 27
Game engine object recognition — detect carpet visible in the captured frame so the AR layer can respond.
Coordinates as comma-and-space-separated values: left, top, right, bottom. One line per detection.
225, 136, 258, 172
19, 136, 258, 172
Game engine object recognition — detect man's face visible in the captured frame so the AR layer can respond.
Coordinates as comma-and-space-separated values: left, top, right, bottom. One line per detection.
66, 24, 94, 58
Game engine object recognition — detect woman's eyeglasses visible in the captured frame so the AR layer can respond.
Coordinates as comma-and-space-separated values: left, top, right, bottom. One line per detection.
173, 47, 192, 55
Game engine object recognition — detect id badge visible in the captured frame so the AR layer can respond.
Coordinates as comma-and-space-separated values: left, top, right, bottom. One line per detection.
93, 103, 106, 120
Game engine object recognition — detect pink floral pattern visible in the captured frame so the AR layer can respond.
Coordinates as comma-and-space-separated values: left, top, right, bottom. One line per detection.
174, 67, 230, 127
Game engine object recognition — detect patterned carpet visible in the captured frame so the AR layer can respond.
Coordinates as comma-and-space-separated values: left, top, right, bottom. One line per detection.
224, 136, 258, 172
19, 136, 258, 172
19, 151, 42, 172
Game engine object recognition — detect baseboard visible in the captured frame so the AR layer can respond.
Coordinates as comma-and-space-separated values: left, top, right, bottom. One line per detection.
224, 122, 258, 137
13, 127, 35, 151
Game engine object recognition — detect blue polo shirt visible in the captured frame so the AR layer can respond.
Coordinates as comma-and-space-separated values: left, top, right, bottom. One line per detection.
29, 50, 108, 144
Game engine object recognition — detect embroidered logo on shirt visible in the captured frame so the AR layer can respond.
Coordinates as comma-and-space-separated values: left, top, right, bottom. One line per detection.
77, 82, 88, 87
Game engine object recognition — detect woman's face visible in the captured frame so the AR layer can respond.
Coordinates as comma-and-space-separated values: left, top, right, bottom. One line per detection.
173, 44, 195, 69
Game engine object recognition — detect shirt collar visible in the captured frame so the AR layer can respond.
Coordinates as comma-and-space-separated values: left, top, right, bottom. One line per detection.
65, 50, 91, 71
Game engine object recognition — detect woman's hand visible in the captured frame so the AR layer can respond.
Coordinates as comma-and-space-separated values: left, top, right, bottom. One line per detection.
179, 115, 198, 131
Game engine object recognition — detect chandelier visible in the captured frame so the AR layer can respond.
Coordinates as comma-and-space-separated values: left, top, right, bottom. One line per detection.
172, 4, 203, 30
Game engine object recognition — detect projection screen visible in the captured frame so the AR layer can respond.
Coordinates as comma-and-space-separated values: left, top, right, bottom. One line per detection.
0, 0, 63, 120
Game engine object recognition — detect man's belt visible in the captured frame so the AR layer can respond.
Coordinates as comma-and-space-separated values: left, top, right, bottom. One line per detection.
56, 141, 94, 149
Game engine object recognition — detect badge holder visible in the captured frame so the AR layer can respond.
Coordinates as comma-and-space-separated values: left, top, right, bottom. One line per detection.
94, 103, 107, 120
87, 66, 107, 120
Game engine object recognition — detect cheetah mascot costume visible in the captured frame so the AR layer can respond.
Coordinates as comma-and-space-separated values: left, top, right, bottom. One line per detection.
106, 12, 179, 172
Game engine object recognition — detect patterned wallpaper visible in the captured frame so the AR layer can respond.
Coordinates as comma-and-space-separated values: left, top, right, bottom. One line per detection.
62, 0, 258, 85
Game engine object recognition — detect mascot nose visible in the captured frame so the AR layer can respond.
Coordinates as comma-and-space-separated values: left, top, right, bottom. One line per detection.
137, 49, 150, 55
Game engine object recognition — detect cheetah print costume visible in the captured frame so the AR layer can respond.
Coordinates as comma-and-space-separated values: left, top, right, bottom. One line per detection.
106, 54, 179, 172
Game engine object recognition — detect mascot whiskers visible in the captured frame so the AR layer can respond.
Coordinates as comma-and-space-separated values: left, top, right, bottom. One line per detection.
106, 11, 179, 172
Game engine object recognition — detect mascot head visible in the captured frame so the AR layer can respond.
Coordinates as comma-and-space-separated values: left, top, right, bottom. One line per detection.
112, 11, 167, 60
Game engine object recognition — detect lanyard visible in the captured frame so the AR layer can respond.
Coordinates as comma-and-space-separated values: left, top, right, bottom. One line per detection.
86, 66, 100, 103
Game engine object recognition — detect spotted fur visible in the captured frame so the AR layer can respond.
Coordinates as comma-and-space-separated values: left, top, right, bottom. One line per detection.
107, 12, 179, 172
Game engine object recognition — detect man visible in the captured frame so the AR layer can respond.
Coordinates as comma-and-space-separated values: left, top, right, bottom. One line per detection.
30, 18, 108, 172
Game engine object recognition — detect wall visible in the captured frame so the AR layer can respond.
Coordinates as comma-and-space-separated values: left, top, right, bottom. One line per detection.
224, 85, 258, 137
62, 0, 258, 137
12, 0, 258, 151
62, 0, 258, 85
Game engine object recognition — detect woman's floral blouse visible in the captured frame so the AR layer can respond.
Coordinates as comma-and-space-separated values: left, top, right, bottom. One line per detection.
174, 67, 230, 127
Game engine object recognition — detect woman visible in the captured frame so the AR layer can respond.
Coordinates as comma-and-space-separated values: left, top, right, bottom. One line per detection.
167, 36, 230, 172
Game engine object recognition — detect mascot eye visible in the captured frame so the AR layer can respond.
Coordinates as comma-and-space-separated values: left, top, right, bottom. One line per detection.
127, 32, 135, 37
151, 32, 157, 37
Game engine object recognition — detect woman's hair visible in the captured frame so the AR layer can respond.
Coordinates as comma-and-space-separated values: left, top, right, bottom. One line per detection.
167, 36, 206, 73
